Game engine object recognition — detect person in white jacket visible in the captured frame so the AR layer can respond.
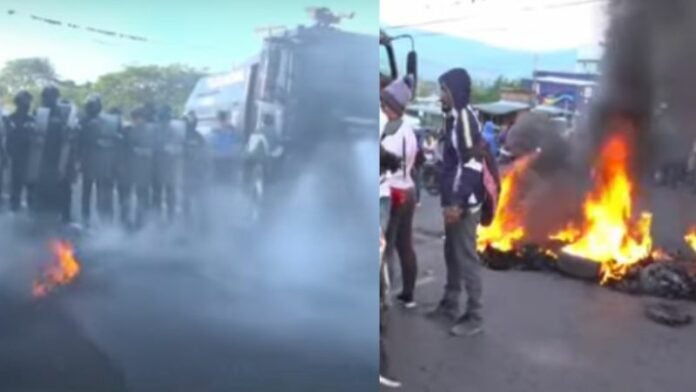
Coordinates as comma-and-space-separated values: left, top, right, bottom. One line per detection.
380, 77, 419, 309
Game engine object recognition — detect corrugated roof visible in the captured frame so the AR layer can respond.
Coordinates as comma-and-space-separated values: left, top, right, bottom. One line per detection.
535, 76, 597, 87
473, 100, 531, 116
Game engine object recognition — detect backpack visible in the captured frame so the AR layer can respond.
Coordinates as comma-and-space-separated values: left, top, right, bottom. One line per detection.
457, 108, 500, 227
479, 139, 500, 227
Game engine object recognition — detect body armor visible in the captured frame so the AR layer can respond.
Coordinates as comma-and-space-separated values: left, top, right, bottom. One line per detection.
27, 107, 50, 183
155, 119, 185, 184
80, 113, 121, 181
129, 122, 157, 187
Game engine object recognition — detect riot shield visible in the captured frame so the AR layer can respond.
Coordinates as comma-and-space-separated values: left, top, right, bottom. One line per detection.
58, 104, 76, 178
98, 113, 121, 148
26, 108, 50, 182
166, 120, 186, 155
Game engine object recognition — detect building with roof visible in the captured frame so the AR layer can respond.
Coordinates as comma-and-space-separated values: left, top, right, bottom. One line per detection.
523, 70, 599, 115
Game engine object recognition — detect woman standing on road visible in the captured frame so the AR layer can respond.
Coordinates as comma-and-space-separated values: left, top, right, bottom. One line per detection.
380, 77, 419, 309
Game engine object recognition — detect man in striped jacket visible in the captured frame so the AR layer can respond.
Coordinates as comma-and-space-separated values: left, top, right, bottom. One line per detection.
428, 68, 487, 337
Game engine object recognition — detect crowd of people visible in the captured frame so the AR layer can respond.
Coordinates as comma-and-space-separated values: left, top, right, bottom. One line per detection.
379, 68, 501, 389
0, 86, 246, 231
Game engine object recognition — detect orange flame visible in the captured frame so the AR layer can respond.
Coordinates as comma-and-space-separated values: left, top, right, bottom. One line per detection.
549, 224, 581, 243
686, 227, 696, 253
32, 240, 81, 298
477, 154, 536, 252
556, 123, 653, 284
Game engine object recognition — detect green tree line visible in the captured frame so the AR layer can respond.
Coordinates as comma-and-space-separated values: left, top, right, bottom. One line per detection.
0, 58, 205, 115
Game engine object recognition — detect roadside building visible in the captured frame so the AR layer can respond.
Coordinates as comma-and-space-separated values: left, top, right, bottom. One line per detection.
523, 70, 599, 115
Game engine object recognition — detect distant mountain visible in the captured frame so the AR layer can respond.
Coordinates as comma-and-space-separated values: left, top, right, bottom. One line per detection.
388, 29, 580, 83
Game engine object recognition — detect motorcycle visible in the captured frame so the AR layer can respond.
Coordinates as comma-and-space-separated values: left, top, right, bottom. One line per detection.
420, 133, 441, 196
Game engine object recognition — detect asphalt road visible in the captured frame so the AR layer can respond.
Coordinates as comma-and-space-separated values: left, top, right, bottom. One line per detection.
0, 137, 378, 392
382, 191, 696, 392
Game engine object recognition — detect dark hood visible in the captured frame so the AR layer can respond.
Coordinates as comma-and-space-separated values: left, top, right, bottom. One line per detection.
438, 68, 472, 111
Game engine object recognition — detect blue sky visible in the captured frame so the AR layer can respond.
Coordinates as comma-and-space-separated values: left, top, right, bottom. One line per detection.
0, 0, 378, 82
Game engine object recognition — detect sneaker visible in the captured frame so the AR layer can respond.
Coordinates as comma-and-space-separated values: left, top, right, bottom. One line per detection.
450, 314, 483, 337
380, 374, 402, 388
425, 304, 458, 322
396, 293, 417, 309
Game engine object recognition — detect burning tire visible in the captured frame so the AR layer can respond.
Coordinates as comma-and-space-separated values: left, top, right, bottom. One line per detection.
557, 251, 600, 281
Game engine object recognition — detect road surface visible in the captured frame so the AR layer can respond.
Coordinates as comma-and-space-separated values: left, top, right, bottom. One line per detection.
0, 137, 378, 392
382, 191, 696, 392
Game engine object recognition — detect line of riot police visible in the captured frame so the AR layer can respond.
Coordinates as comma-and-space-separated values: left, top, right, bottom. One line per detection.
0, 85, 212, 230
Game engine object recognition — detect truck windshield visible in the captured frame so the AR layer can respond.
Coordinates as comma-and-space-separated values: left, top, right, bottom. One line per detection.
184, 71, 247, 130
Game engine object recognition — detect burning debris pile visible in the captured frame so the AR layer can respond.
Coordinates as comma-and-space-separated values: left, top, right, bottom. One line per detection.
478, 133, 696, 298
477, 0, 696, 303
478, 137, 696, 300
32, 240, 81, 299
477, 119, 696, 299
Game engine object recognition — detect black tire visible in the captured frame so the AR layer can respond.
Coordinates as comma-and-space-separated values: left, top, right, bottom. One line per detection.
557, 252, 600, 281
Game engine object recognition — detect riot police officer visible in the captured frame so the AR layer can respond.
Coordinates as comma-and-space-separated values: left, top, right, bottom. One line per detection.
128, 106, 156, 228
77, 94, 121, 225
5, 90, 36, 212
152, 105, 184, 220
33, 85, 76, 223
116, 110, 134, 227
182, 111, 209, 226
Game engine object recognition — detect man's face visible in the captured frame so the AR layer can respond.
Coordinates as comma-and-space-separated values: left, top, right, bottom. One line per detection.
440, 84, 453, 113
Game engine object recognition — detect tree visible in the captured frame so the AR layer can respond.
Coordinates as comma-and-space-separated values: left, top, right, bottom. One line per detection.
0, 58, 205, 113
60, 80, 92, 107
0, 58, 58, 96
93, 64, 205, 115
471, 76, 523, 103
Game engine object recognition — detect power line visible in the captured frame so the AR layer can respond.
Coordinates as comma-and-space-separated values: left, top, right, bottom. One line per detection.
384, 0, 606, 30
4, 8, 231, 53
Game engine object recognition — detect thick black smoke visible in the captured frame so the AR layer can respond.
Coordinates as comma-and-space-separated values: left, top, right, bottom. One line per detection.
586, 0, 696, 178
501, 112, 585, 241
504, 112, 573, 175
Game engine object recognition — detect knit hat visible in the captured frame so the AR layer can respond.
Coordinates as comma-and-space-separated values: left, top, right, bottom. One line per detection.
380, 77, 412, 116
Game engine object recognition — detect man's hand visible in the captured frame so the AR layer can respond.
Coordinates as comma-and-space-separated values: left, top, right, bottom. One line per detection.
443, 206, 462, 224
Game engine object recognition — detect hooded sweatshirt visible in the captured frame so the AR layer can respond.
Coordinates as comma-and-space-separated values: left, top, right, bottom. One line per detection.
438, 68, 485, 209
